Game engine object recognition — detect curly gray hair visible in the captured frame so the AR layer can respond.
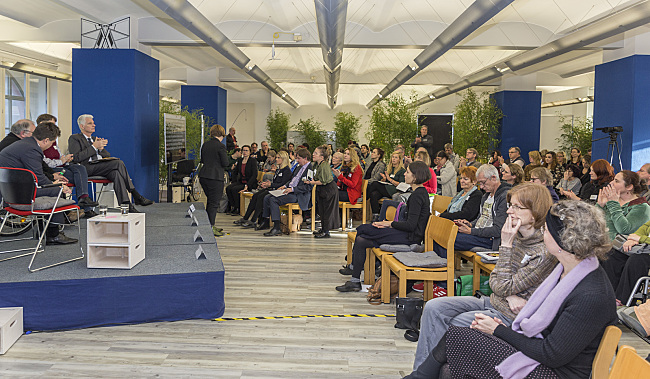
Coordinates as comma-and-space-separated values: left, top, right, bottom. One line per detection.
551, 200, 611, 260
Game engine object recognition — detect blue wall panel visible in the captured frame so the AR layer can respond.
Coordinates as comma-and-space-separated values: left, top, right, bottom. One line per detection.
593, 55, 650, 171
181, 85, 227, 147
72, 49, 159, 202
492, 91, 542, 158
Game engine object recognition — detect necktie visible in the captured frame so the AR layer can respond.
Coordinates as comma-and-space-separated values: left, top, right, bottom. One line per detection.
88, 137, 99, 161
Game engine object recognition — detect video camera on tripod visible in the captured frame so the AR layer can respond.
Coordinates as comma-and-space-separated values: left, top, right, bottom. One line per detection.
595, 126, 623, 134
593, 126, 623, 169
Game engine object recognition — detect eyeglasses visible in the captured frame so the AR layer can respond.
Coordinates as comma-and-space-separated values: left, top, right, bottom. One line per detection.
507, 203, 528, 211
530, 177, 541, 182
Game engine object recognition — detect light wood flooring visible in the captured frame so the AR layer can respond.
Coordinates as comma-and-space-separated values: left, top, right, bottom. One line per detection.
1, 202, 649, 378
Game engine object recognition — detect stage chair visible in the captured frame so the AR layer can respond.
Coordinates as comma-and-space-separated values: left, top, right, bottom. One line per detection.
88, 176, 114, 205
432, 195, 452, 214
0, 167, 84, 272
609, 345, 650, 378
339, 179, 368, 230
381, 215, 458, 303
591, 325, 622, 379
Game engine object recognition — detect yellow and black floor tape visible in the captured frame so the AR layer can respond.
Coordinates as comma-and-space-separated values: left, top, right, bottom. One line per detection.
213, 314, 395, 321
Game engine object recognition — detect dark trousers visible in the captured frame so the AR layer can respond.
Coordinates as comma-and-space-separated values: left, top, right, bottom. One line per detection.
602, 248, 650, 302
339, 189, 350, 202
433, 232, 493, 259
199, 177, 224, 226
316, 181, 340, 233
83, 159, 134, 204
225, 182, 245, 211
367, 181, 391, 213
58, 164, 89, 197
243, 188, 270, 222
263, 192, 299, 222
351, 223, 411, 279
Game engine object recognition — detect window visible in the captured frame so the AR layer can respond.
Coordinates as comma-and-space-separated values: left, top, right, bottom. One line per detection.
29, 75, 47, 122
5, 70, 26, 136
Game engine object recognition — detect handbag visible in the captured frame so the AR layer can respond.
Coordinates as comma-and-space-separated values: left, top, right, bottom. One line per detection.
367, 275, 399, 305
612, 233, 650, 255
455, 274, 492, 296
394, 297, 424, 330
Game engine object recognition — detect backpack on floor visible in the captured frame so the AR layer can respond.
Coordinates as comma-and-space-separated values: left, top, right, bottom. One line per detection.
455, 275, 492, 297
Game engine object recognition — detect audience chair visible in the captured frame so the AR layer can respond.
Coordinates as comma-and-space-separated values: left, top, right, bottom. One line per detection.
0, 167, 84, 272
473, 257, 496, 293
277, 185, 317, 233
608, 345, 650, 378
339, 179, 368, 230
364, 207, 398, 285
381, 215, 458, 303
431, 195, 452, 214
346, 206, 396, 266
257, 171, 264, 182
240, 191, 254, 217
591, 325, 622, 379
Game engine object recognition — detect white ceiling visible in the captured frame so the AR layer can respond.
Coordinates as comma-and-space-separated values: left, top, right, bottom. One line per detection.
0, 0, 645, 107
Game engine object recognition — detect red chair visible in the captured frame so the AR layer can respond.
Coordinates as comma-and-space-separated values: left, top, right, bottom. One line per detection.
0, 167, 84, 272
88, 176, 114, 205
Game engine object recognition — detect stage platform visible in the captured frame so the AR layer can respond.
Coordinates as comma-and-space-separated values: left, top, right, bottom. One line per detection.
0, 203, 224, 331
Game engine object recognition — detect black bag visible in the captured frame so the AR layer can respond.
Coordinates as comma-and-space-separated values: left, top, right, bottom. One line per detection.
394, 297, 424, 330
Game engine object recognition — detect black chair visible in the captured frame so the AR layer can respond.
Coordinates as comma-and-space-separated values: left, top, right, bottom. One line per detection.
0, 167, 84, 272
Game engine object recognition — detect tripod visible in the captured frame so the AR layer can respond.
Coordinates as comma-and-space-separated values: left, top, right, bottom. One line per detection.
592, 132, 623, 170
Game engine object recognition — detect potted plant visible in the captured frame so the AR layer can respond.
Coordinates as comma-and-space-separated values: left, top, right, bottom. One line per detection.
333, 111, 362, 150
366, 93, 419, 157
555, 113, 593, 155
265, 108, 291, 151
294, 116, 326, 150
450, 88, 502, 162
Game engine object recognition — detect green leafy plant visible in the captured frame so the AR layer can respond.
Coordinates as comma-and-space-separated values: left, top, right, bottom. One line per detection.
159, 99, 211, 182
366, 93, 419, 158
450, 88, 502, 162
294, 116, 326, 150
333, 111, 362, 150
265, 108, 291, 151
555, 113, 593, 155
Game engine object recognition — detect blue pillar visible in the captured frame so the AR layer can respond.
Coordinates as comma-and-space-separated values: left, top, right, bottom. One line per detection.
593, 55, 650, 171
181, 85, 227, 147
492, 91, 542, 158
72, 48, 159, 202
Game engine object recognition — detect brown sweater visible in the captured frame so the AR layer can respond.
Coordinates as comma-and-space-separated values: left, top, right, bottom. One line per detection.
489, 229, 557, 321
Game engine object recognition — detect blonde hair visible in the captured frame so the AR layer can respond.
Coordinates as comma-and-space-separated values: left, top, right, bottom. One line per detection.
415, 150, 431, 166
507, 182, 552, 229
345, 148, 361, 172
528, 150, 541, 165
387, 151, 405, 175
276, 150, 290, 169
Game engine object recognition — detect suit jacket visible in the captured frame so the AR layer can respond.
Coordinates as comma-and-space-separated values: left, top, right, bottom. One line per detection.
199, 137, 229, 181
0, 137, 59, 197
68, 133, 110, 164
226, 134, 237, 152
0, 132, 55, 181
233, 157, 259, 189
287, 162, 313, 211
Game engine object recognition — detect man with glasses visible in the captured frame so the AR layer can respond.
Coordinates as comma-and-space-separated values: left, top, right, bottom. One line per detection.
507, 146, 525, 167
0, 119, 36, 152
434, 164, 510, 257
460, 148, 482, 169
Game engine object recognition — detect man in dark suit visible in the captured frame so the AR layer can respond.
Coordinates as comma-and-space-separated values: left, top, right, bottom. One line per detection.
259, 148, 313, 236
0, 119, 35, 152
0, 124, 78, 244
68, 114, 153, 213
226, 127, 238, 152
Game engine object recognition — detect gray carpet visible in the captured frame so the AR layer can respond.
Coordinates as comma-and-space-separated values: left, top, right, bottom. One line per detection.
0, 202, 223, 283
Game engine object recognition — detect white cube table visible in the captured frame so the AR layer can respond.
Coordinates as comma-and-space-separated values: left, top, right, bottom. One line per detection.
0, 307, 23, 354
87, 213, 145, 269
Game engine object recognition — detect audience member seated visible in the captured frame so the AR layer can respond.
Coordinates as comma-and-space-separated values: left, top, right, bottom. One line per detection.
434, 164, 509, 256
249, 142, 259, 160
258, 148, 313, 236
506, 146, 525, 167
529, 167, 559, 202
523, 151, 542, 181
336, 161, 431, 291
261, 150, 277, 182
616, 220, 650, 303
226, 127, 238, 152
0, 123, 79, 245
334, 148, 363, 205
359, 144, 370, 168
435, 151, 457, 197
413, 183, 556, 370
556, 164, 582, 199
500, 163, 524, 187
257, 141, 270, 164
555, 151, 567, 169
227, 148, 241, 177
459, 148, 482, 169
638, 163, 650, 202
489, 150, 503, 172
579, 154, 592, 184
68, 114, 152, 213
543, 151, 563, 186
569, 147, 584, 171
363, 147, 386, 185
224, 144, 258, 215
330, 151, 343, 173
367, 151, 406, 221
407, 200, 616, 379
393, 150, 437, 202
438, 166, 482, 221
307, 145, 339, 238
564, 158, 613, 204
597, 171, 650, 303
235, 151, 292, 229
444, 143, 461, 172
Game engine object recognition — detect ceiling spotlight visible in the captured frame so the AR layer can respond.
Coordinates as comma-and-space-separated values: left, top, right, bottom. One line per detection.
282, 93, 287, 98
429, 94, 435, 99
410, 65, 419, 71
378, 94, 383, 98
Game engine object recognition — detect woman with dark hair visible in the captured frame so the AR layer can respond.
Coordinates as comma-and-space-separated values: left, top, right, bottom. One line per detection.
225, 144, 258, 215
579, 154, 592, 184
438, 166, 482, 221
598, 170, 650, 303
199, 124, 229, 229
543, 151, 563, 186
501, 163, 524, 187
337, 161, 432, 291
569, 147, 583, 170
565, 158, 613, 203
556, 164, 582, 198
363, 147, 386, 184
489, 150, 503, 171
408, 200, 616, 379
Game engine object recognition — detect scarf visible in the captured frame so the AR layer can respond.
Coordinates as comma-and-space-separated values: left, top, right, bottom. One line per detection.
495, 256, 599, 379
446, 186, 478, 213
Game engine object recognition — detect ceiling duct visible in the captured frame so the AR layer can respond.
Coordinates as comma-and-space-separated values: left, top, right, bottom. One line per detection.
315, 0, 348, 108
367, 0, 514, 108
149, 0, 298, 108
414, 0, 650, 107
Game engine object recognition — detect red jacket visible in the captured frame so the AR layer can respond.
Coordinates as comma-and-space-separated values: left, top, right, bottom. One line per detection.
338, 164, 363, 204
424, 167, 437, 194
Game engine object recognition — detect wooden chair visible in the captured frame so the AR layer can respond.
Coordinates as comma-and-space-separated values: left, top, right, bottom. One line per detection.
591, 325, 622, 379
339, 179, 368, 230
473, 257, 496, 293
277, 185, 316, 233
362, 206, 398, 285
239, 191, 254, 217
432, 195, 452, 214
609, 345, 650, 378
381, 215, 458, 303
345, 205, 397, 265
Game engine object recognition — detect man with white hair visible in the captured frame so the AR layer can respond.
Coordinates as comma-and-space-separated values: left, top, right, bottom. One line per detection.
68, 114, 152, 213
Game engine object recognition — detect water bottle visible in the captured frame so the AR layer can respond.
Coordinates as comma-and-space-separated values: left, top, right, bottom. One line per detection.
347, 217, 353, 230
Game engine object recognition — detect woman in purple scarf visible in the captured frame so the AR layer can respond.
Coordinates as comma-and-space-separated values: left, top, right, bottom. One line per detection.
406, 200, 616, 379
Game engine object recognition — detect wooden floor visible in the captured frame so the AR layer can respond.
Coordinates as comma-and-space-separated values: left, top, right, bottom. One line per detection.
1, 202, 649, 377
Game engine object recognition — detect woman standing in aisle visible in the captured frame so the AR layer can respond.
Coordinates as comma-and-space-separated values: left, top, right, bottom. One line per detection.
308, 146, 339, 238
199, 125, 230, 233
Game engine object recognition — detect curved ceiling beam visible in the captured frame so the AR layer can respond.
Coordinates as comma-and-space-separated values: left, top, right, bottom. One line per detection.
148, 0, 299, 108
315, 0, 348, 109
367, 0, 514, 108
413, 0, 650, 108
